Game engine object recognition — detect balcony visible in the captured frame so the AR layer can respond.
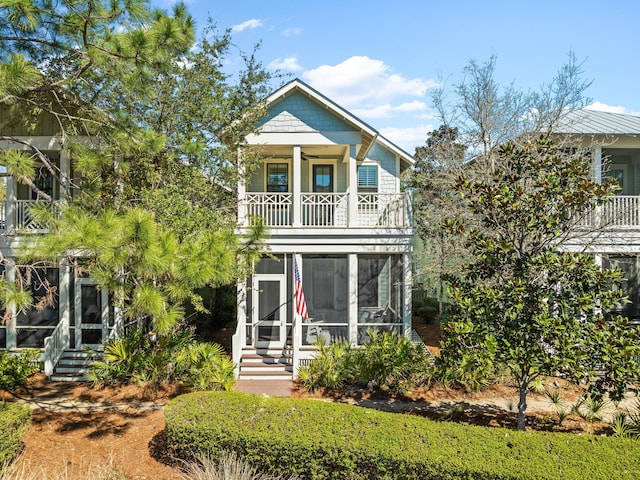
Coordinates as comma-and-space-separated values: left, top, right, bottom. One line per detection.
0, 199, 57, 234
242, 192, 412, 228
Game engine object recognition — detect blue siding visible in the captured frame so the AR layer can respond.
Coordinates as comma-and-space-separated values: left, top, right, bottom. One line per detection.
258, 92, 356, 133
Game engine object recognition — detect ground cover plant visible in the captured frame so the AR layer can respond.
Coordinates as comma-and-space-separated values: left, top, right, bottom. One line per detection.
0, 351, 39, 391
0, 402, 31, 473
165, 391, 640, 480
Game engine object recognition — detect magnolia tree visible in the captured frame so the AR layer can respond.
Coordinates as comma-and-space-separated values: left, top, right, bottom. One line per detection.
438, 137, 640, 431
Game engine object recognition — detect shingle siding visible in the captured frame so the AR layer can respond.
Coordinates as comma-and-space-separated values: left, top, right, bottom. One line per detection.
259, 92, 355, 133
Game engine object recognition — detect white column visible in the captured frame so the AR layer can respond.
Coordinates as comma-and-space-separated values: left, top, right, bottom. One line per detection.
403, 253, 413, 338
58, 262, 70, 347
292, 253, 302, 378
348, 253, 358, 345
6, 176, 15, 234
593, 146, 602, 184
292, 146, 302, 227
348, 145, 358, 227
233, 279, 247, 377
237, 149, 248, 227
60, 149, 70, 201
5, 262, 15, 349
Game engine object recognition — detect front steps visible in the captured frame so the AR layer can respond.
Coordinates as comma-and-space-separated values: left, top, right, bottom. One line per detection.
238, 347, 293, 381
50, 350, 99, 382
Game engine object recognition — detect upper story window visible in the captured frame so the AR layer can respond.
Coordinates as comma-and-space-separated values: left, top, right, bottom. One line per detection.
357, 165, 378, 193
266, 163, 289, 192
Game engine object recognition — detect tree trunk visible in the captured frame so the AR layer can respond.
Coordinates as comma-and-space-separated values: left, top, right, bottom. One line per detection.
517, 374, 529, 431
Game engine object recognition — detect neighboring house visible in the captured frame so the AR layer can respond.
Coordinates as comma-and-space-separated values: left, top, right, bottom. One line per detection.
0, 107, 121, 380
558, 109, 640, 322
233, 79, 415, 380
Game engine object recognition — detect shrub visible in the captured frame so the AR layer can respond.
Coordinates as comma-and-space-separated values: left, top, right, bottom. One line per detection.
0, 402, 31, 473
298, 331, 432, 393
87, 327, 235, 390
166, 391, 640, 480
0, 351, 40, 391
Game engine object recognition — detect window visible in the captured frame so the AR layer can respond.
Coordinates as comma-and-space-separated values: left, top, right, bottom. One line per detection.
266, 163, 288, 192
357, 165, 378, 193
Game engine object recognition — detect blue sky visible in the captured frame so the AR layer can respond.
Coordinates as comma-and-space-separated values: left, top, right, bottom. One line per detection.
157, 0, 640, 153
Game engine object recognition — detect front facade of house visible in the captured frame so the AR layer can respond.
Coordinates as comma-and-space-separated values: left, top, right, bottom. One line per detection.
0, 109, 121, 380
233, 80, 415, 379
559, 110, 640, 323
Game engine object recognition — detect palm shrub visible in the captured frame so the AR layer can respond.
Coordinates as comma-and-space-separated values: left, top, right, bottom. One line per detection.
87, 327, 235, 390
298, 331, 432, 393
297, 339, 353, 392
351, 330, 425, 391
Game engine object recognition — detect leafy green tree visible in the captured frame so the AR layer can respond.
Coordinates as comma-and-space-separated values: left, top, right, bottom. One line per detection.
439, 137, 640, 430
407, 125, 467, 314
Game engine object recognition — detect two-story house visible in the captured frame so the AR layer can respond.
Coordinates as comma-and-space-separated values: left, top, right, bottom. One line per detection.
233, 79, 415, 379
0, 79, 414, 382
0, 107, 120, 380
558, 109, 640, 322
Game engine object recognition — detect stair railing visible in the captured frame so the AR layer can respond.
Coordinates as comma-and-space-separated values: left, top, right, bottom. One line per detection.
43, 316, 69, 377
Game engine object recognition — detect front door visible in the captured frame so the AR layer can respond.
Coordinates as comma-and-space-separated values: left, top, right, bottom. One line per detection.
252, 275, 287, 348
75, 278, 108, 350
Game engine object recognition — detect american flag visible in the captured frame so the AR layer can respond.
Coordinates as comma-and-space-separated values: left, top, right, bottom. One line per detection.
294, 258, 308, 319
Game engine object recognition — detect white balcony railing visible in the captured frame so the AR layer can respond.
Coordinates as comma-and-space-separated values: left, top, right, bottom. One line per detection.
602, 195, 640, 227
242, 192, 411, 228
0, 199, 58, 234
245, 193, 292, 227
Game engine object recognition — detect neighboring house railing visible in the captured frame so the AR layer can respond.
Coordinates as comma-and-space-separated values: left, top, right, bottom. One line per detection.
602, 195, 640, 227
575, 196, 640, 229
43, 315, 69, 377
243, 192, 412, 228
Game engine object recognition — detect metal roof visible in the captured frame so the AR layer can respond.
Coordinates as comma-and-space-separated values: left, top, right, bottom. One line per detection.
556, 109, 640, 135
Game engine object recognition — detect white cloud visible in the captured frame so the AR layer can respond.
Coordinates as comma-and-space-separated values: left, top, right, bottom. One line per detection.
231, 19, 263, 32
282, 27, 301, 37
302, 56, 438, 109
352, 101, 427, 119
268, 56, 302, 72
380, 124, 435, 154
585, 101, 640, 116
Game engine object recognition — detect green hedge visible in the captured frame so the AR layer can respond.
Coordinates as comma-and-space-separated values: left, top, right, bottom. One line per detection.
0, 402, 31, 471
165, 391, 640, 480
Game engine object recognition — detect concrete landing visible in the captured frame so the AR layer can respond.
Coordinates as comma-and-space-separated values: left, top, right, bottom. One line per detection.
234, 379, 293, 397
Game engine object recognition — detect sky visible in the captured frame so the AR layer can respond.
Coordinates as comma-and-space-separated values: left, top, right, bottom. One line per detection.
156, 0, 640, 154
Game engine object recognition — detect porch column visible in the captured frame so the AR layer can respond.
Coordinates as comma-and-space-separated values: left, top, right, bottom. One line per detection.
403, 253, 413, 338
348, 253, 358, 345
58, 262, 70, 349
5, 176, 15, 234
292, 253, 302, 377
5, 263, 15, 349
292, 146, 302, 227
233, 279, 247, 377
593, 147, 602, 184
237, 148, 248, 227
348, 145, 358, 227
60, 149, 70, 201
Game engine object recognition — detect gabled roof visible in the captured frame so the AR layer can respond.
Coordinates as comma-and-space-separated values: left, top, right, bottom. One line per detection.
265, 79, 414, 165
556, 109, 640, 136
